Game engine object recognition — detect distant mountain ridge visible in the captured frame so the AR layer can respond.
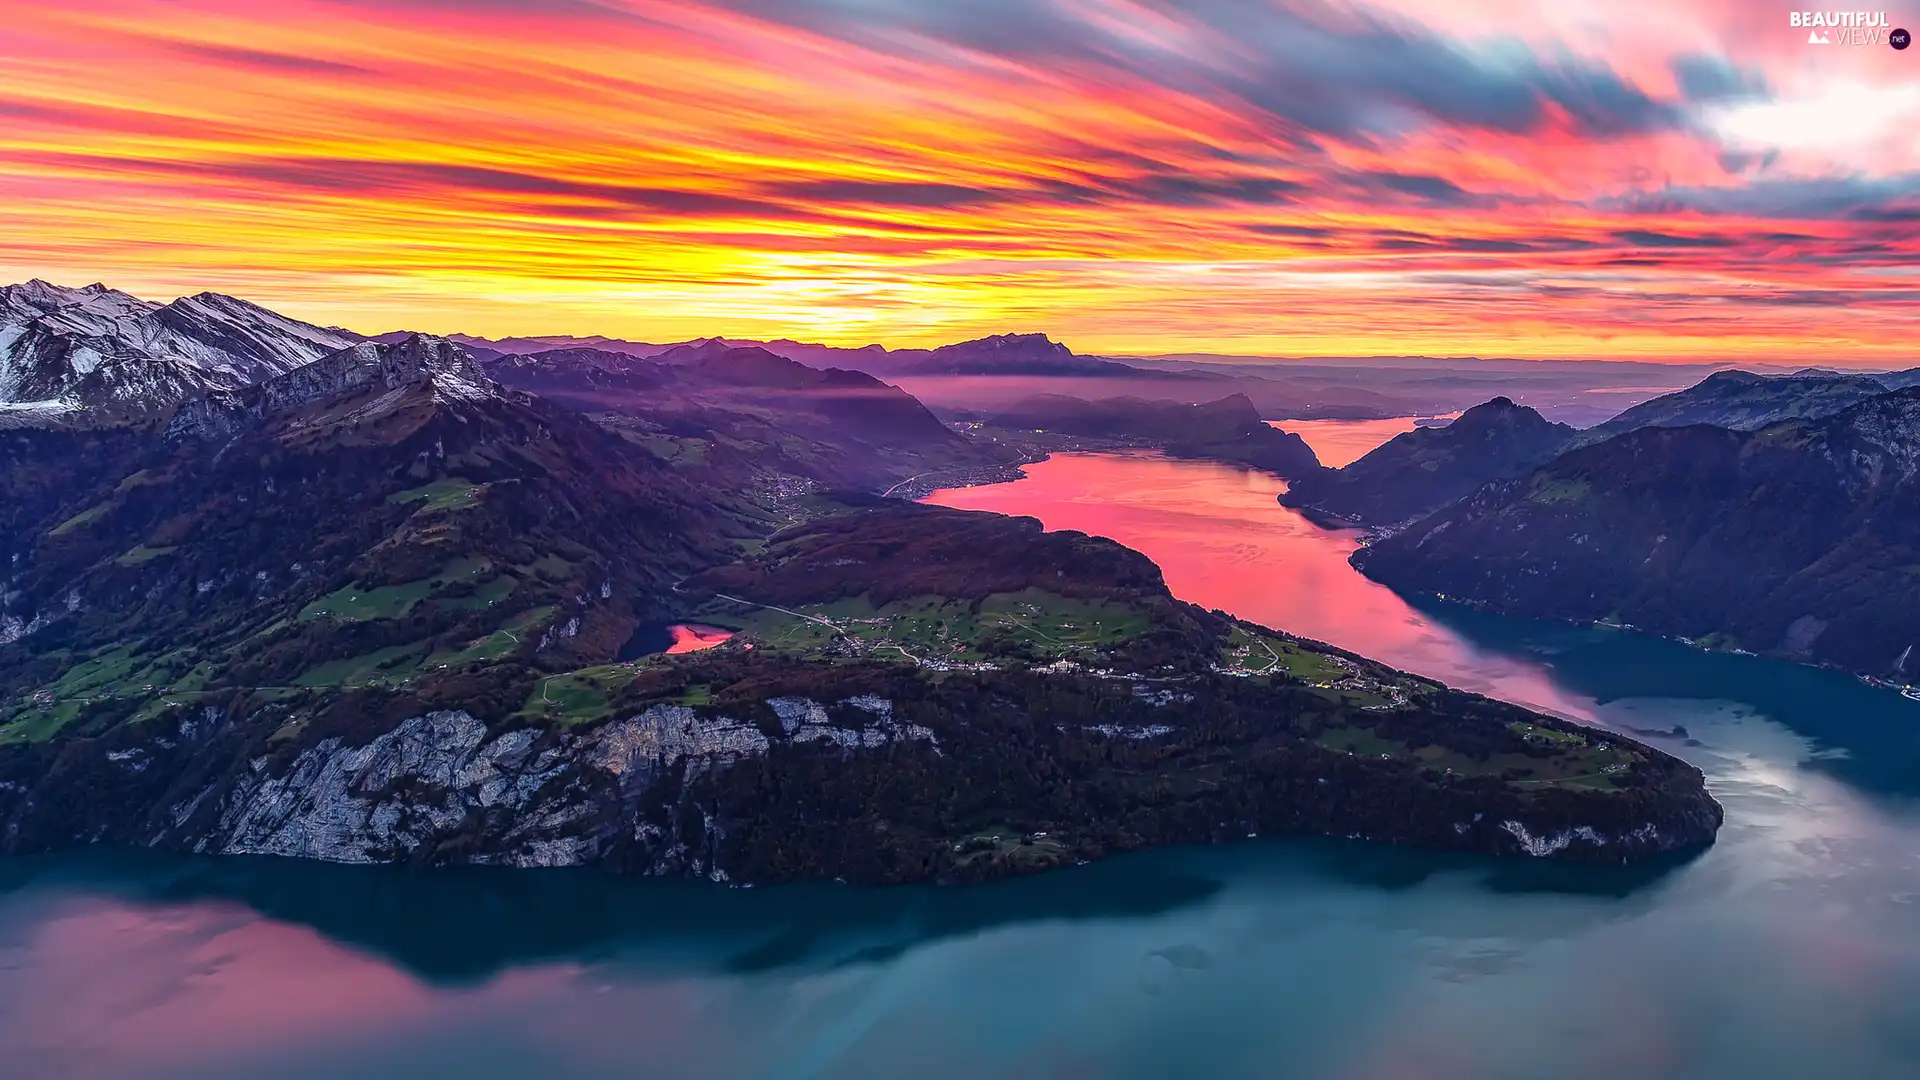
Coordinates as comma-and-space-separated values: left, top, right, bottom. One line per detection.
1283, 367, 1920, 528
19, 277, 1904, 431
434, 329, 1423, 419
977, 391, 1321, 477
483, 343, 993, 491
13, 275, 1915, 429
1575, 369, 1897, 443
1280, 398, 1577, 525
982, 392, 1254, 440
487, 342, 963, 446
452, 329, 1162, 379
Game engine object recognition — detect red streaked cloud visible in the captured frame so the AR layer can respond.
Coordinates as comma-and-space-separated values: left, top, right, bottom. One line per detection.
0, 0, 1915, 361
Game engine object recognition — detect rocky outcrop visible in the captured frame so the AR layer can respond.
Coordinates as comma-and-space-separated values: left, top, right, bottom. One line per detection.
206, 711, 588, 866
166, 335, 495, 441
1497, 819, 1669, 858
189, 698, 936, 872
0, 696, 953, 879
0, 611, 50, 647
768, 695, 939, 748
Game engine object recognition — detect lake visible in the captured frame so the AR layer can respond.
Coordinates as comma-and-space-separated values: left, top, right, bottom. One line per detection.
3, 450, 1918, 1079
1274, 415, 1459, 467
618, 622, 737, 661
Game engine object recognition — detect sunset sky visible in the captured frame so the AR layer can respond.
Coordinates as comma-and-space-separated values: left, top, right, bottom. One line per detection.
2, 0, 1916, 361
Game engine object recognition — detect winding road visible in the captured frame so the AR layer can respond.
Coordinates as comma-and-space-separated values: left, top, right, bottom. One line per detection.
713, 592, 845, 635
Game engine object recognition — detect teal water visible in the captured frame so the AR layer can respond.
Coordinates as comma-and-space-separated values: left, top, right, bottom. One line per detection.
4, 451, 1918, 1079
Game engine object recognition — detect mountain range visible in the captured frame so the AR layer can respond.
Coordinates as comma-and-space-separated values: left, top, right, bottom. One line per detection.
1283, 368, 1920, 528
3, 285, 1402, 423
451, 330, 1167, 378
3, 332, 745, 671
22, 278, 1891, 433
446, 330, 1447, 419
491, 340, 959, 446
1353, 387, 1920, 676
1574, 369, 1900, 443
0, 279, 1722, 877
485, 342, 997, 491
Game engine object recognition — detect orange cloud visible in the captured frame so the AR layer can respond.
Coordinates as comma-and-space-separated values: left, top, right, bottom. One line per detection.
0, 0, 1914, 361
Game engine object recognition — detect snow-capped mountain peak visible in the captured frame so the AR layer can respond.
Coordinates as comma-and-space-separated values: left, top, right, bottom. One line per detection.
0, 279, 361, 418
1, 280, 155, 335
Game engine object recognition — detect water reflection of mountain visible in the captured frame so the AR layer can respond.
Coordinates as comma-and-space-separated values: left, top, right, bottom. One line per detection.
0, 838, 1695, 986
1403, 596, 1920, 798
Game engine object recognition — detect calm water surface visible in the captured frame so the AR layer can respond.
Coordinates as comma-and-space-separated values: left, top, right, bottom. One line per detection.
4, 450, 1918, 1080
1274, 415, 1456, 467
617, 622, 736, 661
667, 623, 736, 654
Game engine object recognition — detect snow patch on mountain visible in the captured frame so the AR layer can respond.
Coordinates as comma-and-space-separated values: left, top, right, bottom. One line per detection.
0, 400, 79, 415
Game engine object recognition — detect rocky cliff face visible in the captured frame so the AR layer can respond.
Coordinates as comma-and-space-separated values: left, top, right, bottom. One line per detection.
205, 699, 934, 874
0, 695, 942, 881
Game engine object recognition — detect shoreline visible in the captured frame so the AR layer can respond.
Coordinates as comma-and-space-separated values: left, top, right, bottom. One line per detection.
893, 437, 1323, 505
880, 454, 1048, 502
895, 447, 1912, 706
1371, 579, 1920, 699
1279, 494, 1920, 701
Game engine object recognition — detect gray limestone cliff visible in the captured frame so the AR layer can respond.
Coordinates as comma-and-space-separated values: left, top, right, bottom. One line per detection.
0, 698, 944, 882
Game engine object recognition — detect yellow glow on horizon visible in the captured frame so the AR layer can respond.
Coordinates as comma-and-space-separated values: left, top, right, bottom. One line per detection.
1, 0, 1915, 364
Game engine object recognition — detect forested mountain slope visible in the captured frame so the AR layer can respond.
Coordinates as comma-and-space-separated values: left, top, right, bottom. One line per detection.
1355, 388, 1920, 676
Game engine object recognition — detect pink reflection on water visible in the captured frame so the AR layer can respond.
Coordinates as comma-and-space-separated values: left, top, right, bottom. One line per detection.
666, 623, 735, 654
1273, 415, 1458, 468
0, 899, 571, 1077
924, 451, 1594, 722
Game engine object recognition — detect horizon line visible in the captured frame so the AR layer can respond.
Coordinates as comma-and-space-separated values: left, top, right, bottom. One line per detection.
11, 275, 1912, 373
